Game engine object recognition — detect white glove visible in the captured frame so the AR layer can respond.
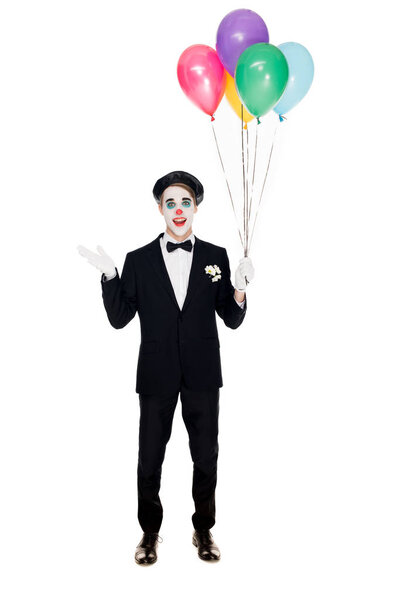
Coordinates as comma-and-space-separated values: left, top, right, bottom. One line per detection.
234, 256, 255, 292
77, 245, 116, 278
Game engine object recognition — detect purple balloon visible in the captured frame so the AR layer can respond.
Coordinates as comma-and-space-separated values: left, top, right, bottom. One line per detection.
216, 9, 269, 76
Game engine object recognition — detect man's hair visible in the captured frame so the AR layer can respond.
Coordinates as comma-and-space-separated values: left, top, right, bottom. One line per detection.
160, 183, 197, 207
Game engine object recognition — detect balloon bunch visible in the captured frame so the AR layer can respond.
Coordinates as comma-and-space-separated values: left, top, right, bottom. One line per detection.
177, 8, 314, 256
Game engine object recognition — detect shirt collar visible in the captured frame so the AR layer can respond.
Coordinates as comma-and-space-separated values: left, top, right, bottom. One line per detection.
161, 230, 195, 249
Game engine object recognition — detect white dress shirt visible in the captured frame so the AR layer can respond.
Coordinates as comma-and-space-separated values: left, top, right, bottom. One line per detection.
105, 230, 245, 311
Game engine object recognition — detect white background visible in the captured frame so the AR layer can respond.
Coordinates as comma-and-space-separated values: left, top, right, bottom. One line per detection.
1, 0, 399, 598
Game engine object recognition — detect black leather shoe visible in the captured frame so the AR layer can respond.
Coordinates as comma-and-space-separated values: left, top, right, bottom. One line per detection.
135, 532, 163, 566
192, 529, 221, 561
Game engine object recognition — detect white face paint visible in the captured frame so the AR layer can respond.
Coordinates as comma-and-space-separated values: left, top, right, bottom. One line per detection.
159, 184, 197, 239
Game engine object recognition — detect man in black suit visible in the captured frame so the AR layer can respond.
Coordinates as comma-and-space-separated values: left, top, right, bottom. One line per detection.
77, 171, 255, 565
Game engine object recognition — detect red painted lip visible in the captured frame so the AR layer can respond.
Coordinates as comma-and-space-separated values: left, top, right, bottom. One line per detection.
173, 218, 186, 226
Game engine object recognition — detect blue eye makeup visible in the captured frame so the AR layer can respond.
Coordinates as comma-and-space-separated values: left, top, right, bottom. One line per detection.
166, 198, 192, 209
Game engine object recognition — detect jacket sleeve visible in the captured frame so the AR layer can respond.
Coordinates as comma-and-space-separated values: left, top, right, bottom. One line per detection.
100, 252, 137, 329
215, 248, 247, 329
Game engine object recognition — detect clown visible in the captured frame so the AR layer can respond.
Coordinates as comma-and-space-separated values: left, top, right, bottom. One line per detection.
77, 170, 255, 565
158, 182, 196, 239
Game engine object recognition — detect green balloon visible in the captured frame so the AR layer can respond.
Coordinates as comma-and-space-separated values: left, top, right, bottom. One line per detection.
235, 43, 289, 119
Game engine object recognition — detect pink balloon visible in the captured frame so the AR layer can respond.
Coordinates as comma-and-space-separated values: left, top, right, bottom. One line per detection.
177, 44, 226, 119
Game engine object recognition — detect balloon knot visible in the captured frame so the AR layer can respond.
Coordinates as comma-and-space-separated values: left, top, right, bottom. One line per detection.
257, 117, 261, 125
279, 114, 287, 122
211, 114, 215, 122
244, 123, 247, 130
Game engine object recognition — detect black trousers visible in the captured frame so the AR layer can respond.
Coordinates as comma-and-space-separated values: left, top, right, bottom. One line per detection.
137, 379, 220, 533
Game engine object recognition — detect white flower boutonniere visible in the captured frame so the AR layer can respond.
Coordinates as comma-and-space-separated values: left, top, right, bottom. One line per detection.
205, 264, 222, 282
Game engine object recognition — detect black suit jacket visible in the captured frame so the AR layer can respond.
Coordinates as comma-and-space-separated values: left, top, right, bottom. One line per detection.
101, 232, 247, 395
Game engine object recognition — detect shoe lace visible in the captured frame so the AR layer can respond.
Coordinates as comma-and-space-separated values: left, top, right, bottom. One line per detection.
143, 532, 163, 545
196, 529, 213, 545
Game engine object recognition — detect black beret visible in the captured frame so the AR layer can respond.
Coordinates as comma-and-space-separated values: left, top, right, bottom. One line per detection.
153, 170, 204, 205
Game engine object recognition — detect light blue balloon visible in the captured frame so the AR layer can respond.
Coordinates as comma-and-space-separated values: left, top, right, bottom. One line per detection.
273, 42, 314, 118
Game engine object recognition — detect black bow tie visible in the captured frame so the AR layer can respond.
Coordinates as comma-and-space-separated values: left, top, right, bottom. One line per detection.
166, 239, 193, 253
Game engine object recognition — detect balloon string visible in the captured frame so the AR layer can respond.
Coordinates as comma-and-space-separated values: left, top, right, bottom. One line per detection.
248, 119, 259, 229
241, 103, 247, 257
248, 116, 280, 255
246, 124, 249, 257
211, 120, 244, 250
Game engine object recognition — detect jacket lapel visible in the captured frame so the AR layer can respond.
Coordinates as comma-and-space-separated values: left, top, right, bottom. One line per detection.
145, 232, 207, 313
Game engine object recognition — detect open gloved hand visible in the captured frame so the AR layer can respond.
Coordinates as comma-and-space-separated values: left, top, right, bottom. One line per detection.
234, 256, 255, 292
77, 245, 116, 278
